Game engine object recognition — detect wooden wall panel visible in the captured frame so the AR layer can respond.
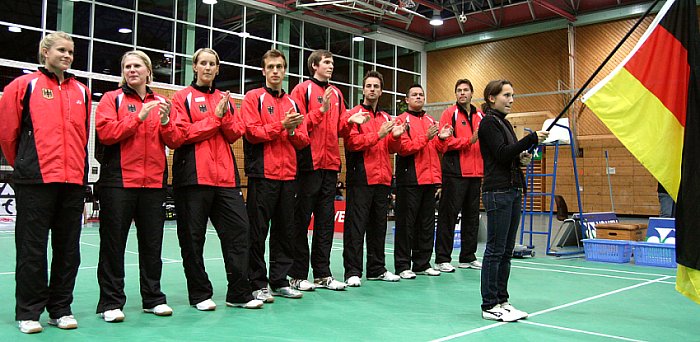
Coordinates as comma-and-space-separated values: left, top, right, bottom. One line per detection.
425, 9, 700, 216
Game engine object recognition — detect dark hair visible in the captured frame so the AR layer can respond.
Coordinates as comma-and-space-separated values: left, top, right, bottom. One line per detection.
363, 70, 384, 88
406, 83, 423, 95
307, 49, 333, 74
481, 79, 512, 112
454, 79, 473, 93
261, 49, 287, 69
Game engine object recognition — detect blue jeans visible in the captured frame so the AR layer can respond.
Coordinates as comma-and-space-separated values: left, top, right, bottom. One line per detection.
658, 192, 676, 218
480, 188, 522, 310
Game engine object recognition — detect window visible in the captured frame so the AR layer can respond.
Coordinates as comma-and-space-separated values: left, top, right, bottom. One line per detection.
244, 67, 264, 93
91, 42, 131, 76
94, 5, 134, 44
213, 1, 243, 31
277, 45, 301, 76
0, 0, 43, 27
97, 0, 135, 10
376, 41, 395, 67
397, 47, 420, 72
245, 38, 273, 68
0, 26, 41, 64
178, 0, 210, 25
176, 23, 209, 54
376, 65, 394, 92
332, 56, 350, 85
137, 14, 174, 51
329, 29, 351, 58
71, 37, 90, 72
175, 55, 193, 86
143, 49, 174, 84
213, 31, 242, 65
277, 16, 301, 46
246, 8, 272, 40
138, 0, 174, 18
217, 63, 242, 94
46, 0, 92, 37
303, 22, 327, 50
354, 38, 374, 63
0, 66, 27, 91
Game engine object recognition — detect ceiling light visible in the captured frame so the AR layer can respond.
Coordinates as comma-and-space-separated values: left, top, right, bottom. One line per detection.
203, 0, 217, 4
163, 53, 174, 58
118, 28, 132, 34
22, 69, 32, 74
353, 36, 365, 42
429, 10, 443, 26
8, 26, 21, 33
93, 92, 103, 97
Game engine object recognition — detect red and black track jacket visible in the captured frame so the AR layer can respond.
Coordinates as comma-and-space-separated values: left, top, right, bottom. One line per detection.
437, 103, 484, 178
389, 111, 444, 186
241, 86, 309, 181
95, 86, 182, 188
290, 78, 349, 172
0, 67, 90, 185
341, 103, 395, 186
170, 82, 244, 188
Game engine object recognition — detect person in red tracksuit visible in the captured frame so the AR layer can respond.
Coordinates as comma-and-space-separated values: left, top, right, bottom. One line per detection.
340, 70, 402, 287
389, 84, 452, 279
242, 49, 309, 303
95, 50, 182, 323
434, 79, 485, 273
0, 32, 89, 334
170, 48, 262, 311
288, 49, 366, 291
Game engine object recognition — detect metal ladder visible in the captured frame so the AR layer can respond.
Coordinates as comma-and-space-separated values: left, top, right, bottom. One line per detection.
519, 123, 584, 255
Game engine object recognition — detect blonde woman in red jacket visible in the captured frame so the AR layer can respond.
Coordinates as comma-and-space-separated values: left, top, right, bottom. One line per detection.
95, 50, 182, 323
0, 32, 90, 334
170, 48, 262, 311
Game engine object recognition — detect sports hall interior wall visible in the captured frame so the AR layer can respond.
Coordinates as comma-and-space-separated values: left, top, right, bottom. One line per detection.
424, 8, 700, 216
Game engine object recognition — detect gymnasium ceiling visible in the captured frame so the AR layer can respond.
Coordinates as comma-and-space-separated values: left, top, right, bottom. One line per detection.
259, 0, 650, 41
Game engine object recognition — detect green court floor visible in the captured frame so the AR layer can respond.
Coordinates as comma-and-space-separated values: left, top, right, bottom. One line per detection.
0, 221, 697, 341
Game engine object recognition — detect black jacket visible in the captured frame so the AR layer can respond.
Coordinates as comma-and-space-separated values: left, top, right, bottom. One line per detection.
478, 108, 538, 191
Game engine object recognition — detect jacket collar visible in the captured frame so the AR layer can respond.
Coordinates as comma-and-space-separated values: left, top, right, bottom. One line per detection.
407, 110, 425, 117
190, 80, 217, 94
456, 102, 477, 116
310, 77, 329, 88
38, 67, 75, 83
264, 85, 285, 98
121, 84, 153, 98
485, 107, 506, 120
360, 102, 384, 116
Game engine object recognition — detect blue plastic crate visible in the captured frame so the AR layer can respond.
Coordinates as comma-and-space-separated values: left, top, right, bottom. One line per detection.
583, 239, 632, 263
632, 242, 676, 268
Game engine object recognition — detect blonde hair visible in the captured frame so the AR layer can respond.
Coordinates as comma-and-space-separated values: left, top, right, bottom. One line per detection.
192, 48, 220, 80
38, 31, 73, 64
119, 50, 154, 87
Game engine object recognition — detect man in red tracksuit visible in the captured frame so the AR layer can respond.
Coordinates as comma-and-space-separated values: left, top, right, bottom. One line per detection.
242, 49, 309, 302
288, 49, 365, 291
435, 79, 484, 273
341, 70, 401, 286
389, 84, 452, 279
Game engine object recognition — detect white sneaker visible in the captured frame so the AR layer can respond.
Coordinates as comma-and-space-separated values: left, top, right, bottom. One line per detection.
501, 302, 528, 320
346, 276, 362, 287
252, 288, 275, 303
417, 267, 441, 276
399, 270, 416, 279
482, 304, 520, 322
194, 298, 217, 311
18, 320, 42, 334
143, 304, 173, 316
100, 309, 125, 322
367, 271, 400, 282
271, 286, 303, 299
314, 276, 347, 290
459, 260, 483, 269
47, 315, 78, 329
226, 299, 264, 309
290, 279, 316, 291
436, 262, 456, 273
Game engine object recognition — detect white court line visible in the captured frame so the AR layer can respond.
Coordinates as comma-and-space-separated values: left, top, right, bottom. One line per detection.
430, 275, 672, 341
80, 241, 179, 263
512, 259, 674, 278
512, 265, 671, 283
518, 321, 646, 342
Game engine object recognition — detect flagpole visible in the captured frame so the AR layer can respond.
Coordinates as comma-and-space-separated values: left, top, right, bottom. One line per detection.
545, 0, 663, 131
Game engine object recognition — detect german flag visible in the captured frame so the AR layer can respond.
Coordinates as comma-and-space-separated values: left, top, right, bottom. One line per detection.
582, 0, 700, 304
